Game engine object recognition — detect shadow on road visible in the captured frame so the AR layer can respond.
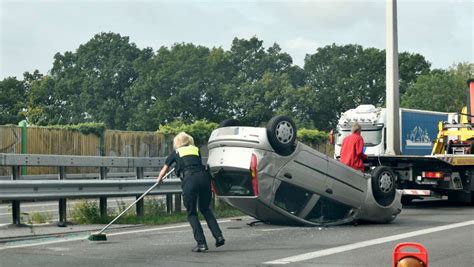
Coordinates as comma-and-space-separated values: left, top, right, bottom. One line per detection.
403, 199, 473, 209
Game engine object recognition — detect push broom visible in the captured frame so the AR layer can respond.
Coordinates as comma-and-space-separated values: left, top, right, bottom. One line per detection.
88, 168, 175, 241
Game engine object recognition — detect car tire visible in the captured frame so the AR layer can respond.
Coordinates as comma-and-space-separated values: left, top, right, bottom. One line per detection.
266, 115, 297, 156
218, 119, 240, 128
371, 166, 396, 206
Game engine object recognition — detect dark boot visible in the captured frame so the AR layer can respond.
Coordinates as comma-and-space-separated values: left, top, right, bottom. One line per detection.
215, 236, 225, 247
192, 244, 208, 252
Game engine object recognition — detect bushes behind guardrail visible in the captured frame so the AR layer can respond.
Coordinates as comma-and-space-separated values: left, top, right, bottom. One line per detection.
156, 120, 332, 154
38, 123, 107, 138
297, 128, 329, 145
157, 119, 218, 146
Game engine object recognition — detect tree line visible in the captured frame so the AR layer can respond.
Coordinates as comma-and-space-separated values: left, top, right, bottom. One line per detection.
1, 32, 472, 131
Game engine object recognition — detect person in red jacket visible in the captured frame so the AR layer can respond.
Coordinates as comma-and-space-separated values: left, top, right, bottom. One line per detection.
340, 123, 367, 172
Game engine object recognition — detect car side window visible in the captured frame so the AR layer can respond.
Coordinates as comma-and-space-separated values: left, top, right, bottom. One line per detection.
305, 196, 352, 223
274, 181, 312, 215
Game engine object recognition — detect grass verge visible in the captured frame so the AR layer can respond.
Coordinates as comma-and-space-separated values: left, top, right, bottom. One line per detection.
70, 198, 244, 225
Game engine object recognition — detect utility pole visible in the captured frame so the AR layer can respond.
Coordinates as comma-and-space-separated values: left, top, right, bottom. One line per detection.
386, 0, 401, 155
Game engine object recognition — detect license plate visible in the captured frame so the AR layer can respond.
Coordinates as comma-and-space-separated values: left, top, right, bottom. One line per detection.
420, 181, 437, 185
218, 127, 239, 136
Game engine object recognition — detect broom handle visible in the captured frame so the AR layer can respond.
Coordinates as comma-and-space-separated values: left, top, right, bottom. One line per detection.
97, 168, 175, 235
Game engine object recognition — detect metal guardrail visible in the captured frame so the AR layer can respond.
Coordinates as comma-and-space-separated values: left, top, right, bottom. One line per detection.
0, 153, 166, 167
0, 172, 160, 181
0, 153, 183, 225
0, 179, 182, 200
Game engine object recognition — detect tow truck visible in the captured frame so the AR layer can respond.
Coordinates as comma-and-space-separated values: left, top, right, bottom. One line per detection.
365, 79, 474, 204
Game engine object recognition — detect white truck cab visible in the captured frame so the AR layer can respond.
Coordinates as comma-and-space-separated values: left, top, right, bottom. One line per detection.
334, 105, 386, 158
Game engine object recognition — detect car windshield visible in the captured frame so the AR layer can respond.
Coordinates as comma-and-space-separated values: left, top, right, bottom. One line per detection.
336, 129, 382, 147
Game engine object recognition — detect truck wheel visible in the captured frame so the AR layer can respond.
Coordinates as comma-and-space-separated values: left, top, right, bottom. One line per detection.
218, 119, 240, 128
266, 115, 297, 156
371, 166, 396, 206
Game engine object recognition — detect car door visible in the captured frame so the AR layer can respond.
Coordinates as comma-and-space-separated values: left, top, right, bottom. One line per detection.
276, 149, 328, 197
325, 158, 367, 207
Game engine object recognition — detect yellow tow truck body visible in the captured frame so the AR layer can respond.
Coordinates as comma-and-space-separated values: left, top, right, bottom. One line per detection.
431, 107, 474, 155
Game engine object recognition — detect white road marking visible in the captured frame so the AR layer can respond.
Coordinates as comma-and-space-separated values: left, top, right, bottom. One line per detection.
0, 203, 61, 209
261, 227, 293, 232
0, 198, 138, 209
0, 210, 57, 216
264, 220, 474, 265
0, 199, 141, 217
0, 236, 86, 251
0, 219, 233, 251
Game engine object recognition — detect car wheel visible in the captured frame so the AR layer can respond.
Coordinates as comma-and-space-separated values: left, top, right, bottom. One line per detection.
266, 115, 297, 156
371, 166, 396, 206
218, 119, 240, 128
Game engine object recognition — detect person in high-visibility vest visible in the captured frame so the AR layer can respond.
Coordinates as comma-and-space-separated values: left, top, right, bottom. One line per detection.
157, 132, 225, 252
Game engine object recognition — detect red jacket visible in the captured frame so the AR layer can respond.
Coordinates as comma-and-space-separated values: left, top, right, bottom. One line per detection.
340, 132, 367, 172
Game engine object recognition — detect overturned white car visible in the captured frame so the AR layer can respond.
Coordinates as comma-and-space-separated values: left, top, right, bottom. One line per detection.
207, 116, 402, 226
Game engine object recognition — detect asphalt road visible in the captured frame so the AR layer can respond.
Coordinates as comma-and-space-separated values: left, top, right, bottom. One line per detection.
0, 200, 472, 266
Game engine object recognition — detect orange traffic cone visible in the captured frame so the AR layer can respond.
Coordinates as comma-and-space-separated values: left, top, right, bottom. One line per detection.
393, 242, 428, 267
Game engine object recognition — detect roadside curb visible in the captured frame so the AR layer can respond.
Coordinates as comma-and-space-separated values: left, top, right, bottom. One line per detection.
0, 223, 143, 244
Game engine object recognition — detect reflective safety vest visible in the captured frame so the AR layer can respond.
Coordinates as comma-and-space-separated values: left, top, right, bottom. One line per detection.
176, 145, 204, 176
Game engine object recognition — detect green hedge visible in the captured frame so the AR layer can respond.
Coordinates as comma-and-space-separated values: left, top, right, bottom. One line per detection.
157, 120, 329, 146
157, 120, 218, 146
38, 122, 107, 138
297, 128, 329, 145
27, 121, 329, 146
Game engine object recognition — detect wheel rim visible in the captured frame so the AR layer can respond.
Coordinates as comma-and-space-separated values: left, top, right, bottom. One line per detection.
378, 171, 394, 193
275, 121, 294, 144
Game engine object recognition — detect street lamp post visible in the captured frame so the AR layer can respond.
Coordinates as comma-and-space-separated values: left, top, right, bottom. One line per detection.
386, 0, 401, 155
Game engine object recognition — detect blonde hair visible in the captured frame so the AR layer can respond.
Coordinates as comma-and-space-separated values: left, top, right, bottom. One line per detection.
351, 123, 361, 133
173, 132, 195, 149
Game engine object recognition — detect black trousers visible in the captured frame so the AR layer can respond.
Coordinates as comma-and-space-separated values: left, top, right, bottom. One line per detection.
182, 171, 223, 245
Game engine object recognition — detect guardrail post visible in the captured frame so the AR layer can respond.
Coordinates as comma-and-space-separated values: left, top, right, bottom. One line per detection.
174, 194, 181, 212
58, 166, 67, 227
99, 167, 107, 217
11, 166, 21, 225
19, 120, 28, 175
136, 167, 145, 216
166, 194, 173, 213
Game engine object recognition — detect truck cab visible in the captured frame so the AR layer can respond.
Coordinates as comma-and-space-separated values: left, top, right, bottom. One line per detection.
334, 105, 386, 158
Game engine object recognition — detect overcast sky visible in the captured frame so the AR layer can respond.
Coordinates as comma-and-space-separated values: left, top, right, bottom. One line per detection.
1, 0, 472, 79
